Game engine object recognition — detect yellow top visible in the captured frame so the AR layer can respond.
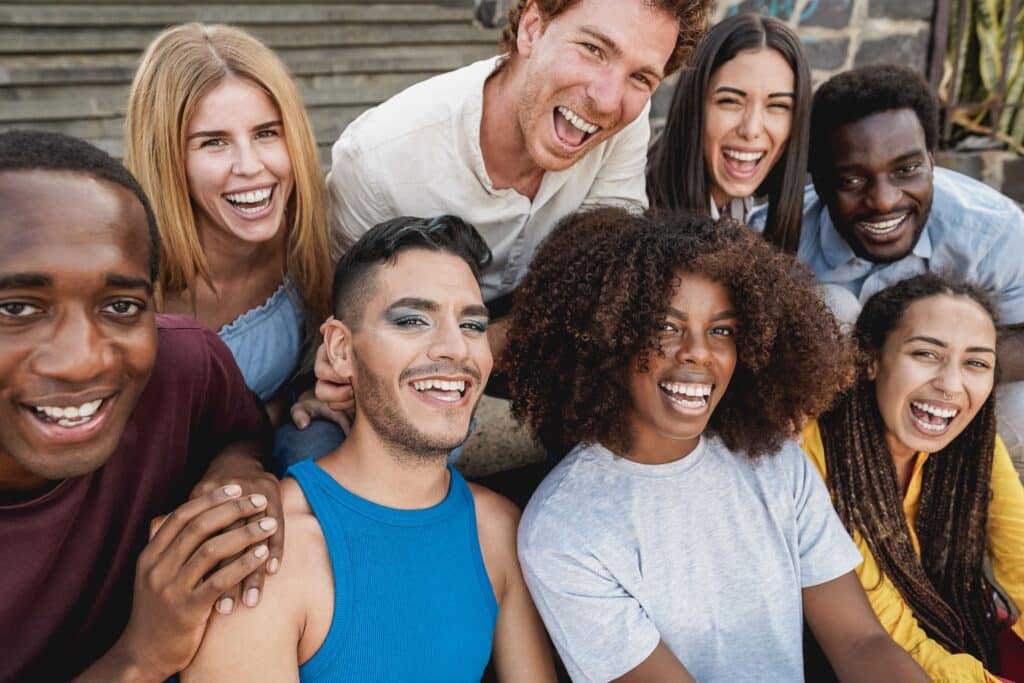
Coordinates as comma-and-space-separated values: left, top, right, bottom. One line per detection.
802, 421, 1024, 683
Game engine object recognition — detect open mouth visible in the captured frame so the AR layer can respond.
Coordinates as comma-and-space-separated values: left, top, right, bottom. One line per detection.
22, 394, 115, 443
908, 399, 959, 435
223, 187, 274, 215
553, 106, 600, 149
412, 378, 468, 404
856, 212, 909, 238
659, 381, 713, 411
721, 147, 767, 180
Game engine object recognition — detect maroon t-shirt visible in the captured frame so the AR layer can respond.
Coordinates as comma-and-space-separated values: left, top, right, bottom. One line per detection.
0, 315, 268, 682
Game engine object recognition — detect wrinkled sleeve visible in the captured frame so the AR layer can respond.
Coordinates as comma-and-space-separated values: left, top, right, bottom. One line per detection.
977, 209, 1024, 325
517, 505, 660, 683
989, 435, 1024, 641
326, 129, 392, 260
580, 102, 651, 213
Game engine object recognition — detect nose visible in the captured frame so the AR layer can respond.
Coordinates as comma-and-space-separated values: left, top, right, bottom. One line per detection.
932, 359, 965, 399
865, 177, 902, 213
674, 331, 712, 367
31, 308, 112, 384
736, 103, 764, 141
585, 71, 625, 119
231, 140, 265, 176
427, 318, 471, 363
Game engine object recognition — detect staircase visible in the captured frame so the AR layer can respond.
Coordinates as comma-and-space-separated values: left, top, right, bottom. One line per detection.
0, 1, 500, 163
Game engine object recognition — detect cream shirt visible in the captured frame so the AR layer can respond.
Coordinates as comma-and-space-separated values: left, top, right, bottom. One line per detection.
326, 56, 650, 302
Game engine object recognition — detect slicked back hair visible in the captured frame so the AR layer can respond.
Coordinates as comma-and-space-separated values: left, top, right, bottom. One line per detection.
0, 130, 160, 282
332, 215, 493, 328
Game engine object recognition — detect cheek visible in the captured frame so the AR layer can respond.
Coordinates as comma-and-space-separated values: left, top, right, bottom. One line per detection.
268, 143, 295, 185
769, 116, 793, 148
185, 155, 222, 202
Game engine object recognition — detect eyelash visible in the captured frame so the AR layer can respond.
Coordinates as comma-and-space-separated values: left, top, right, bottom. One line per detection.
0, 301, 40, 318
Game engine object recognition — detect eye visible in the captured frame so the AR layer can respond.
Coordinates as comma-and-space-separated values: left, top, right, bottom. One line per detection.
767, 101, 792, 112
911, 349, 939, 360
966, 358, 992, 370
837, 175, 865, 191
255, 128, 280, 140
461, 319, 488, 333
632, 73, 653, 88
103, 299, 145, 317
0, 301, 41, 318
896, 162, 922, 176
714, 96, 742, 107
199, 137, 226, 149
581, 42, 602, 56
710, 325, 735, 337
658, 320, 679, 333
395, 316, 429, 328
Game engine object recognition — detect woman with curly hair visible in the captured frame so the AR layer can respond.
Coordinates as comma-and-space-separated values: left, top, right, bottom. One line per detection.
506, 207, 928, 682
802, 273, 1024, 682
646, 13, 810, 252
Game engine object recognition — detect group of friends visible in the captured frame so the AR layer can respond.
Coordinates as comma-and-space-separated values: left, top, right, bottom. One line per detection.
2, 0, 1024, 681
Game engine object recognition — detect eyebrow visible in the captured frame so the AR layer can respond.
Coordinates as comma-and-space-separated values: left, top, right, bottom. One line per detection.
665, 306, 738, 321
579, 25, 664, 79
387, 297, 489, 320
107, 274, 154, 296
714, 86, 795, 99
834, 148, 926, 173
904, 335, 996, 354
186, 120, 283, 141
0, 273, 51, 289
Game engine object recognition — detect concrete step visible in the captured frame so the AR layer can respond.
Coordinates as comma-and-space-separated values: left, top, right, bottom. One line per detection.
0, 43, 497, 86
0, 4, 472, 26
0, 22, 498, 54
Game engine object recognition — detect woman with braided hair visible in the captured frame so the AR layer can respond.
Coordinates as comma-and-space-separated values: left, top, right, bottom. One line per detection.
802, 273, 1024, 682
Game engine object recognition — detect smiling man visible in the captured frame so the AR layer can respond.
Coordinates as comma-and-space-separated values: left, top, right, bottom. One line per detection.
0, 131, 283, 682
184, 215, 555, 682
781, 64, 1024, 473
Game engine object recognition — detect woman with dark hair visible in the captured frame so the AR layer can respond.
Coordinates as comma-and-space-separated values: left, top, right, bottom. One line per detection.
803, 273, 1024, 682
506, 208, 928, 682
646, 13, 810, 252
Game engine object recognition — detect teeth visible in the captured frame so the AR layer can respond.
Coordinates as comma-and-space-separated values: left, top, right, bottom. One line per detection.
32, 399, 103, 424
659, 382, 712, 397
911, 400, 958, 419
724, 149, 765, 162
412, 379, 466, 393
557, 106, 599, 135
858, 214, 906, 234
911, 414, 949, 433
224, 188, 272, 204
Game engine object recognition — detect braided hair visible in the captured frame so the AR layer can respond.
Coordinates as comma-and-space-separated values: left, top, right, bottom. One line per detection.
818, 273, 1003, 669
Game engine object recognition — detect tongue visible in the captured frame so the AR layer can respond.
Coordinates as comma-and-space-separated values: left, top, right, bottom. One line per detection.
423, 389, 461, 402
554, 109, 587, 146
911, 404, 945, 425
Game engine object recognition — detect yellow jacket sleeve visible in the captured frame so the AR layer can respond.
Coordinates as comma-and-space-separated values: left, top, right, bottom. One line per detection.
988, 435, 1024, 642
799, 422, 1000, 683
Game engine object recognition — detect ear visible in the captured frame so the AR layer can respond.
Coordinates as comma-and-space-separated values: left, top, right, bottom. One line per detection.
323, 318, 356, 379
517, 0, 547, 59
866, 352, 879, 382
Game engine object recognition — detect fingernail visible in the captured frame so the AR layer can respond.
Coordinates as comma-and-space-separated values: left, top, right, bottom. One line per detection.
254, 544, 269, 558
216, 597, 234, 614
268, 558, 280, 573
249, 493, 267, 507
258, 518, 277, 532
245, 588, 260, 607
223, 484, 242, 497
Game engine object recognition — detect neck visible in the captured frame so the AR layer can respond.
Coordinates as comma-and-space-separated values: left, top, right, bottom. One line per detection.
198, 217, 286, 285
710, 186, 732, 215
0, 455, 55, 503
480, 59, 545, 196
317, 418, 451, 510
884, 432, 919, 493
623, 430, 701, 465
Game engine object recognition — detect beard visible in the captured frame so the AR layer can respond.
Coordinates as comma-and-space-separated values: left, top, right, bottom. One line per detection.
353, 355, 474, 462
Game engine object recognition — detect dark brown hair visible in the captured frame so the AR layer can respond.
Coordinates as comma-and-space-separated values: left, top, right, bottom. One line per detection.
646, 13, 811, 253
818, 272, 1003, 670
499, 0, 711, 76
505, 207, 851, 456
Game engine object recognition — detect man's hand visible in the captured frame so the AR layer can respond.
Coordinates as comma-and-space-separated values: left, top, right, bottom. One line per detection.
313, 321, 354, 412
77, 485, 277, 681
290, 389, 352, 435
192, 445, 283, 611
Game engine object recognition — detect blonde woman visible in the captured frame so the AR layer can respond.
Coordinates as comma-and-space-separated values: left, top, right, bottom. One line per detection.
126, 23, 342, 469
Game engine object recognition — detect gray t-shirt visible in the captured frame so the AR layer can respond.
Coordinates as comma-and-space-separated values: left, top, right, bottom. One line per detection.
518, 436, 861, 682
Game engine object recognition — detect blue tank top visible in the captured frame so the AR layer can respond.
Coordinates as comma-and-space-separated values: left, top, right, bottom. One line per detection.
288, 459, 498, 682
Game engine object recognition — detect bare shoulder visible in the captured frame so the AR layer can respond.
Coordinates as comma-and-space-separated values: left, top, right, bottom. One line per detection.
278, 478, 327, 576
467, 482, 522, 603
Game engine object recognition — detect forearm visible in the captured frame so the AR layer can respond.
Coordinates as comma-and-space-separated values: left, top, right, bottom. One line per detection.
204, 440, 269, 479
997, 325, 1024, 382
831, 632, 929, 683
72, 637, 168, 683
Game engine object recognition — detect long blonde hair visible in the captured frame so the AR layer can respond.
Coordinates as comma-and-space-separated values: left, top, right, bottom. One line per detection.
124, 22, 331, 344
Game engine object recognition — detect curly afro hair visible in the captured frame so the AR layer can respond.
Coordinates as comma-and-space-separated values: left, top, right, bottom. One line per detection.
499, 0, 711, 76
809, 64, 939, 183
505, 207, 853, 457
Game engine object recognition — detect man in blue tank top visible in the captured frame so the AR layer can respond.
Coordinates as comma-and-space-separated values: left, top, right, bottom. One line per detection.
184, 215, 556, 682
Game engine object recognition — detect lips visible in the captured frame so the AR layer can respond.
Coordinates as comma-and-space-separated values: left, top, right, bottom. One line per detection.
553, 106, 600, 150
853, 211, 912, 242
721, 148, 766, 181
409, 376, 473, 407
21, 393, 117, 445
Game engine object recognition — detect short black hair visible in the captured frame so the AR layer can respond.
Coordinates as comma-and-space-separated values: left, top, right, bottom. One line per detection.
809, 64, 939, 181
332, 215, 493, 326
0, 130, 161, 282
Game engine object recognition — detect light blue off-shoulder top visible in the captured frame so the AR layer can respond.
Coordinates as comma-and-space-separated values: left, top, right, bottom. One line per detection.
217, 277, 305, 401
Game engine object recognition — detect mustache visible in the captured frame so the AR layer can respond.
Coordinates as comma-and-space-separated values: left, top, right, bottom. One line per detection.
399, 363, 481, 384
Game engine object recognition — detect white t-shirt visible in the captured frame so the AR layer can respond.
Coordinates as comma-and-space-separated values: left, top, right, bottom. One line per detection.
326, 56, 650, 302
518, 436, 861, 682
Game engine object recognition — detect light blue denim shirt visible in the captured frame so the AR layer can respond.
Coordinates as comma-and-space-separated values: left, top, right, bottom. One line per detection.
750, 168, 1024, 324
218, 277, 305, 401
